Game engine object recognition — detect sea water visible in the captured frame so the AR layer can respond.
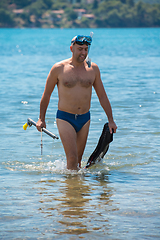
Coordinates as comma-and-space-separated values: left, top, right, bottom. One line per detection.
0, 28, 160, 239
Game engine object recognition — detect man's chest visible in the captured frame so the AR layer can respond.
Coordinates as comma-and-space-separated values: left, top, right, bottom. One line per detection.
59, 67, 95, 88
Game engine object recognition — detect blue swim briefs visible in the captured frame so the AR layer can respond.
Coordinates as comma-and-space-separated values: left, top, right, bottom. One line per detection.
56, 110, 90, 132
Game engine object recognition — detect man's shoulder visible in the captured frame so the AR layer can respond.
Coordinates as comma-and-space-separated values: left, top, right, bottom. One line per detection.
51, 58, 70, 72
91, 61, 98, 67
54, 58, 70, 68
91, 61, 100, 71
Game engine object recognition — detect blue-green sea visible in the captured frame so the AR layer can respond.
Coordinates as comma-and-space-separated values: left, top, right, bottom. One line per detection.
0, 28, 160, 239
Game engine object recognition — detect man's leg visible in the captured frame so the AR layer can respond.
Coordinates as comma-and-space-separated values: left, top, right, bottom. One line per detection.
77, 120, 90, 168
57, 119, 79, 170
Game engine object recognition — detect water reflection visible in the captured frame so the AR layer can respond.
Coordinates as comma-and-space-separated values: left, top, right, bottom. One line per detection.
93, 173, 113, 204
37, 172, 117, 236
58, 175, 91, 234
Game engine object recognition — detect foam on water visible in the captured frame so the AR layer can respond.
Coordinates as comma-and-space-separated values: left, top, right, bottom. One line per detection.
3, 156, 110, 175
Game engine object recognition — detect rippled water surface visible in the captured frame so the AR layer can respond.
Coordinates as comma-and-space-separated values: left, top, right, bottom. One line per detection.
0, 28, 160, 239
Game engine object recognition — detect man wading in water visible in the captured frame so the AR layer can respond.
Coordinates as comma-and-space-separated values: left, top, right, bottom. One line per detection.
36, 35, 117, 170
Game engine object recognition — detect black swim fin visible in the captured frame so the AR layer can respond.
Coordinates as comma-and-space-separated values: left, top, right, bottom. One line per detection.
85, 123, 113, 168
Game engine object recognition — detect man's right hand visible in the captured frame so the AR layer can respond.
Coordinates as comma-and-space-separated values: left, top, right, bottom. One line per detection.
36, 119, 46, 132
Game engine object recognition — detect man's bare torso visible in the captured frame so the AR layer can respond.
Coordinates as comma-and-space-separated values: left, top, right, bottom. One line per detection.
56, 59, 96, 115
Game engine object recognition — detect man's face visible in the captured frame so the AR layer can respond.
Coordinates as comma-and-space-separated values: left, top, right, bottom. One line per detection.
72, 44, 89, 63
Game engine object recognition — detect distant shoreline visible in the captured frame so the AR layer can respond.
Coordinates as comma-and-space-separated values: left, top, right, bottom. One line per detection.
1, 0, 160, 29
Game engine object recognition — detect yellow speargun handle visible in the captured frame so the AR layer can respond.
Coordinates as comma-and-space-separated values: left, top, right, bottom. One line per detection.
23, 122, 28, 130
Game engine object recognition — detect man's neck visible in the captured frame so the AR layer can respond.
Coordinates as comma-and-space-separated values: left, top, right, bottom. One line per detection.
70, 57, 86, 68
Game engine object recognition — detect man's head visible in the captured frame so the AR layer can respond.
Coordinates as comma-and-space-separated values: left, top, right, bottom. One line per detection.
71, 35, 92, 46
70, 35, 92, 64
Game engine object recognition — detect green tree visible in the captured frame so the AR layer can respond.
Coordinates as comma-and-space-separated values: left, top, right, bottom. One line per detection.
0, 1, 8, 9
26, 0, 47, 18
65, 8, 77, 21
106, 9, 121, 27
45, 0, 53, 8
9, 0, 33, 8
52, 0, 69, 10
92, 0, 98, 9
20, 12, 31, 26
126, 0, 134, 7
135, 1, 146, 26
80, 16, 90, 28
0, 9, 15, 27
97, 0, 122, 16
151, 7, 160, 26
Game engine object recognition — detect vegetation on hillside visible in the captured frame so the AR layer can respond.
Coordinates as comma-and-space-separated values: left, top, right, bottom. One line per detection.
0, 0, 160, 28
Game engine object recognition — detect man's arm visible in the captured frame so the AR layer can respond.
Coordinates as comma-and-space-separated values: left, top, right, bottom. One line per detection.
93, 64, 117, 133
36, 64, 59, 131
